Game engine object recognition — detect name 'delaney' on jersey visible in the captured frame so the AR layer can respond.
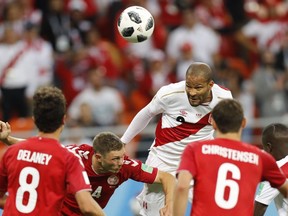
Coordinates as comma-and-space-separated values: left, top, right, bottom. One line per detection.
17, 149, 52, 165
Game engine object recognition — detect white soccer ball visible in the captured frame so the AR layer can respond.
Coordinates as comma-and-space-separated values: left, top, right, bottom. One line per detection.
117, 6, 155, 43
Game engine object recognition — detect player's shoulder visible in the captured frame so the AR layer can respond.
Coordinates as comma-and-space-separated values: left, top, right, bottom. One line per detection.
122, 155, 142, 168
212, 83, 233, 98
65, 144, 93, 159
157, 81, 185, 99
277, 155, 288, 168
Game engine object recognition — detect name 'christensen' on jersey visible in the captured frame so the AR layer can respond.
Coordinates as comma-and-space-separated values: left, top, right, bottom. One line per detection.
202, 145, 259, 165
17, 149, 52, 165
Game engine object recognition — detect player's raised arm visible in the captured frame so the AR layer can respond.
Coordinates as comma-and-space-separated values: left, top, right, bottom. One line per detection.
153, 170, 176, 216
0, 121, 24, 145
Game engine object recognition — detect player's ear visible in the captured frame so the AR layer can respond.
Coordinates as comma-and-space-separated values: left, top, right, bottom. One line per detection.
209, 80, 214, 88
62, 115, 66, 125
94, 153, 102, 160
211, 118, 217, 130
241, 117, 247, 129
266, 142, 273, 153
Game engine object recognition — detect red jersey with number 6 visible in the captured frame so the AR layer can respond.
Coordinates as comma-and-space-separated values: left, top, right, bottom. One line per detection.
0, 137, 91, 216
60, 144, 158, 216
178, 138, 286, 216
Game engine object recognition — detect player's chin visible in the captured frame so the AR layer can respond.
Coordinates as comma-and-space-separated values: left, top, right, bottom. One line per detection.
111, 168, 121, 173
189, 99, 201, 107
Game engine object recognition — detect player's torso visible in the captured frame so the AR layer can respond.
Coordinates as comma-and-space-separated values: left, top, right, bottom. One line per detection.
63, 145, 130, 210
191, 139, 263, 216
4, 137, 69, 215
151, 82, 231, 167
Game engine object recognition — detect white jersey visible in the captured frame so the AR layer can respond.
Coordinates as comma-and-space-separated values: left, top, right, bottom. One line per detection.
122, 81, 232, 168
255, 155, 288, 216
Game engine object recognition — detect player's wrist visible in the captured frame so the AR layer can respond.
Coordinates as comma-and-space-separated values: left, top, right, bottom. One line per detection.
0, 136, 11, 145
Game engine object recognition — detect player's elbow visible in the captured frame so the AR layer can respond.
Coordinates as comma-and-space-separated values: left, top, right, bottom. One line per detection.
175, 183, 190, 193
156, 170, 176, 185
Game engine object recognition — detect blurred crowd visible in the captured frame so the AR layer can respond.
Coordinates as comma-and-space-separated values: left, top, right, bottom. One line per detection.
0, 0, 288, 146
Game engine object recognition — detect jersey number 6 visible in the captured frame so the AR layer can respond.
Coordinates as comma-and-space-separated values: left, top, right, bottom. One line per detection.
215, 163, 240, 209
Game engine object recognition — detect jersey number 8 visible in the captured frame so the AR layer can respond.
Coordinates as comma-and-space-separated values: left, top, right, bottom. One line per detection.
16, 167, 40, 213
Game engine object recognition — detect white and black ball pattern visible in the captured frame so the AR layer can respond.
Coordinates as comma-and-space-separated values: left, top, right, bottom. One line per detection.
117, 6, 155, 43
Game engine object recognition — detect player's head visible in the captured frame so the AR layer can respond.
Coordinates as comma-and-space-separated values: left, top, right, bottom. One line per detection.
33, 86, 66, 133
185, 62, 214, 107
92, 132, 125, 173
211, 99, 245, 134
262, 123, 288, 161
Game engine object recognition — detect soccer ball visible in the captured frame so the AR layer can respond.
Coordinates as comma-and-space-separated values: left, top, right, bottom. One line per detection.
117, 6, 155, 43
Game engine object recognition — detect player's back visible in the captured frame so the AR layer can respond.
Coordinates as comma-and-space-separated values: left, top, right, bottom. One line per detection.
184, 138, 283, 216
0, 137, 81, 215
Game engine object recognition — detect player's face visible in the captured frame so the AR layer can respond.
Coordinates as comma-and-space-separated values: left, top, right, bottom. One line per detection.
185, 75, 214, 106
100, 148, 125, 173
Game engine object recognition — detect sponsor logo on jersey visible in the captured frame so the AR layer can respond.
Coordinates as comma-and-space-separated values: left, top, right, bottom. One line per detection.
180, 110, 188, 116
107, 175, 119, 185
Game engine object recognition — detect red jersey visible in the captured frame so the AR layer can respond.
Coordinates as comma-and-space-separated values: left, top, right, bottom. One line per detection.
178, 138, 286, 216
0, 137, 91, 215
61, 144, 158, 216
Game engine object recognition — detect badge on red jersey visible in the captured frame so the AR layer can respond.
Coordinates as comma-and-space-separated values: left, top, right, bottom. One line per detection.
107, 175, 119, 185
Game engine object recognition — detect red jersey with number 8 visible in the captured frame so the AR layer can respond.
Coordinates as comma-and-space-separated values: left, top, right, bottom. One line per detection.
0, 137, 91, 215
178, 138, 286, 216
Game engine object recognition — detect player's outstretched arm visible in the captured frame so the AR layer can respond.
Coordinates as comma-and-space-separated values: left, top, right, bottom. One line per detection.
0, 121, 25, 145
154, 170, 176, 216
253, 201, 268, 216
75, 190, 106, 216
173, 170, 192, 216
121, 105, 155, 144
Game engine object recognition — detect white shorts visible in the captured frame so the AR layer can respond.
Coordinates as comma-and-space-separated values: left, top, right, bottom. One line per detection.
136, 150, 193, 216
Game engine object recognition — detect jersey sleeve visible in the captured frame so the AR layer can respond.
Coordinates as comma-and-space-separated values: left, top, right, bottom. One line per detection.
148, 88, 167, 115
65, 152, 91, 194
123, 157, 158, 184
255, 181, 280, 205
261, 151, 286, 188
177, 144, 197, 177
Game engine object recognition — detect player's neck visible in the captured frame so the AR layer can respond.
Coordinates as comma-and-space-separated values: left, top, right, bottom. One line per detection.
203, 90, 212, 104
215, 132, 242, 141
37, 126, 63, 141
37, 132, 60, 140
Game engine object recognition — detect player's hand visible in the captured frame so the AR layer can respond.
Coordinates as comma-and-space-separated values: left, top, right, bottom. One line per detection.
159, 203, 172, 216
0, 121, 11, 140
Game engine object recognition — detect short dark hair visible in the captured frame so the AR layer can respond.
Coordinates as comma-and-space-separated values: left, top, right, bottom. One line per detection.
262, 123, 288, 147
212, 99, 244, 133
93, 132, 124, 156
186, 62, 212, 83
33, 86, 66, 133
